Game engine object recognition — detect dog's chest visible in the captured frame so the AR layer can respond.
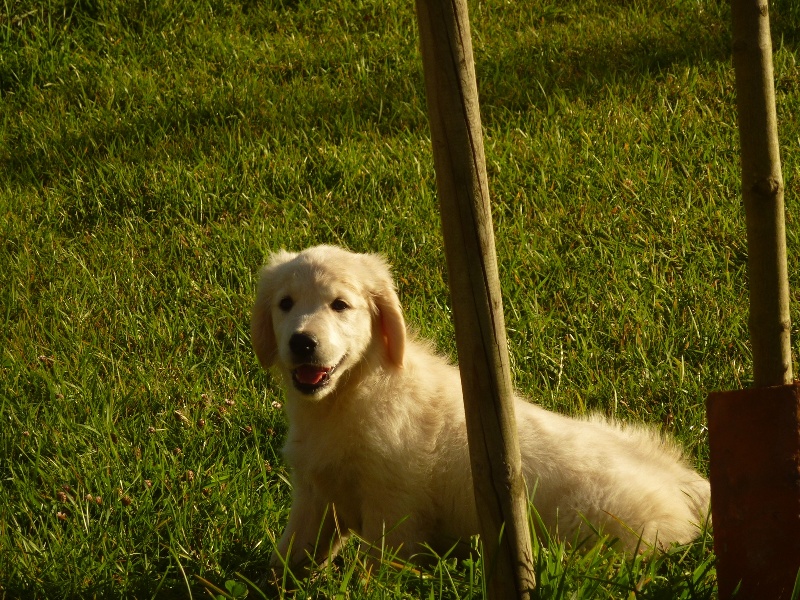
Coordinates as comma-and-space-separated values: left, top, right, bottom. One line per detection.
283, 421, 395, 478
284, 409, 424, 495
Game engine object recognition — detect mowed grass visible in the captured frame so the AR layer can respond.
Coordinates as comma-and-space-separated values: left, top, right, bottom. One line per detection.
2, 0, 800, 597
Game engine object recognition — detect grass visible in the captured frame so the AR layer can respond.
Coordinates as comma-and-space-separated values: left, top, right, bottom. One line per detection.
1, 0, 799, 596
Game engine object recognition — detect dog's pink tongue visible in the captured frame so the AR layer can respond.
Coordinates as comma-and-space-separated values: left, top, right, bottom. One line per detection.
295, 365, 328, 385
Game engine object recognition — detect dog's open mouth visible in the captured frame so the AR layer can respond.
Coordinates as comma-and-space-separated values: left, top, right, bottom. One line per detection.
292, 363, 338, 394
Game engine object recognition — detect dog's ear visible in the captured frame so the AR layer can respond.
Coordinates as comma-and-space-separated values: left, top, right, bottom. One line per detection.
366, 254, 406, 369
251, 251, 295, 369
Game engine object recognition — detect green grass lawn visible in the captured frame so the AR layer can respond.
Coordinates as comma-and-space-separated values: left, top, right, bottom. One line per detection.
2, 0, 799, 596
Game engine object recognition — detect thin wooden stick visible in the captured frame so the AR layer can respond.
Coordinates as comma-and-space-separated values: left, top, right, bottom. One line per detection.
731, 0, 792, 386
414, 0, 535, 597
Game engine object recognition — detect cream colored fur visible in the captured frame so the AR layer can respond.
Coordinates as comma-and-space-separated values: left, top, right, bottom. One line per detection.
251, 245, 710, 573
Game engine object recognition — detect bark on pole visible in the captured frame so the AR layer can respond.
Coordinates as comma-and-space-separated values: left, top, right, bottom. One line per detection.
414, 0, 535, 597
706, 1, 800, 598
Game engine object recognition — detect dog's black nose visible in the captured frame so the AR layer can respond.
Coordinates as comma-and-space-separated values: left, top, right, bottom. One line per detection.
289, 333, 318, 359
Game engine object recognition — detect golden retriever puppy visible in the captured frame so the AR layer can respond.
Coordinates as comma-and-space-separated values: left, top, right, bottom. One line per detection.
251, 245, 710, 574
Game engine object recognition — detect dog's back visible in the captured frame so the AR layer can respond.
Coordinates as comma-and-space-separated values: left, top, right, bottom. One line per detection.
364, 336, 710, 553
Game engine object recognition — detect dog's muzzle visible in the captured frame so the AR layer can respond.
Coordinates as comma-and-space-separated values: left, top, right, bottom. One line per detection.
288, 333, 345, 394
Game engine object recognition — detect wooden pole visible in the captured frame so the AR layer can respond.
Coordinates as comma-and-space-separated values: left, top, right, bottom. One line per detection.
707, 1, 800, 598
731, 0, 792, 387
414, 0, 535, 597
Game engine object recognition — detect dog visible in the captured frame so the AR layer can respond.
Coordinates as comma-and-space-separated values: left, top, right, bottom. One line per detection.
251, 245, 710, 575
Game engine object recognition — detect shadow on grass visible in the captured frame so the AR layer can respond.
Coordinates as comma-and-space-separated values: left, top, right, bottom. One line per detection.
476, 3, 732, 120
0, 0, 746, 206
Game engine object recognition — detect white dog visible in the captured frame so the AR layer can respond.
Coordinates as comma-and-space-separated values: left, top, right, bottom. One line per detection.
251, 245, 710, 574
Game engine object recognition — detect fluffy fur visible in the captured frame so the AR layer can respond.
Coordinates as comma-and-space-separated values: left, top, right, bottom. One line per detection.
251, 245, 710, 573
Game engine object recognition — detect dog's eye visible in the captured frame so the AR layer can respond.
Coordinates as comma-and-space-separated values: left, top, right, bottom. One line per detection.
278, 296, 294, 312
331, 299, 349, 312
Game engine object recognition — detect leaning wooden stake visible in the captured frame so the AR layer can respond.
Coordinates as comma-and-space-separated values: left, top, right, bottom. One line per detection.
414, 0, 535, 597
707, 0, 800, 597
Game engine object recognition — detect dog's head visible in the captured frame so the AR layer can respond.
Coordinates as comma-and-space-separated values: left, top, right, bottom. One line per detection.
251, 245, 406, 399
